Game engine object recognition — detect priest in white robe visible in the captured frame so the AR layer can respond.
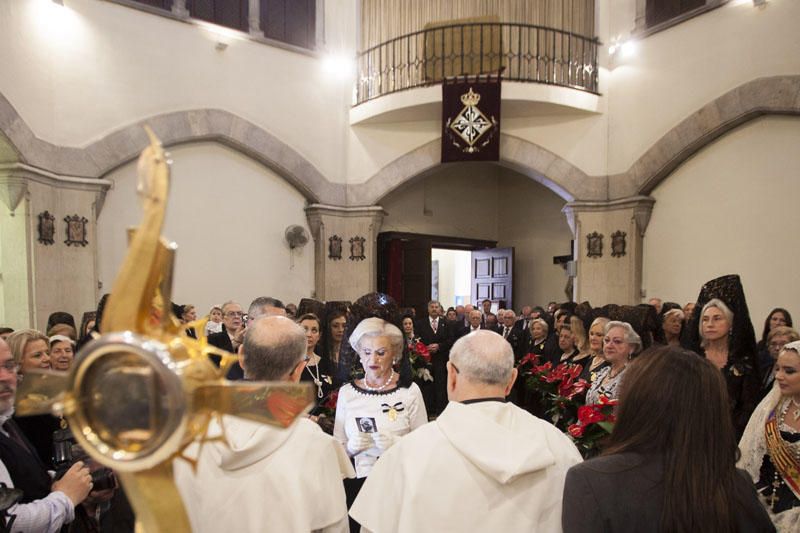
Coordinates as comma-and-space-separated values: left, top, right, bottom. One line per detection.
350, 330, 582, 532
174, 316, 354, 533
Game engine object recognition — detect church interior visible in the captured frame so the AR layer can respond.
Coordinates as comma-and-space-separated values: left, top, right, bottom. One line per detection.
1, 1, 800, 531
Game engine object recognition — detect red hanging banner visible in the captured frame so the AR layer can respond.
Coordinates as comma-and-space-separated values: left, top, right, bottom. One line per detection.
441, 74, 501, 163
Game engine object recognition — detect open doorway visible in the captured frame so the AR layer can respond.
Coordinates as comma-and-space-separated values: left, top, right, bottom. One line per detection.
431, 248, 471, 309
377, 231, 512, 316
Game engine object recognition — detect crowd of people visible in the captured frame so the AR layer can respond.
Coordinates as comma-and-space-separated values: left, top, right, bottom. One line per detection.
0, 272, 797, 531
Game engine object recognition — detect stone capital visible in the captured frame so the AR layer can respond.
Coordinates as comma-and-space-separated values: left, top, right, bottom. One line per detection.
0, 175, 28, 212
563, 195, 656, 237
304, 204, 386, 301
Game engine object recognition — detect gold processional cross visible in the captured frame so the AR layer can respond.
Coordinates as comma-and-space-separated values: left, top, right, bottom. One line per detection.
14, 128, 314, 532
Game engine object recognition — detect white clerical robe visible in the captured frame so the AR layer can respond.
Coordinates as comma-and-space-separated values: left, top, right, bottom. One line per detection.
174, 415, 354, 533
350, 400, 582, 533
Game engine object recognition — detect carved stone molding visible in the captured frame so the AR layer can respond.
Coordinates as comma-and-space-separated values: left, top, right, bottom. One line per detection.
0, 176, 28, 212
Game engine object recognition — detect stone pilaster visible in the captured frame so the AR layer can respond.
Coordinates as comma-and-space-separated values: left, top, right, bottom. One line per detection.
305, 204, 385, 302
248, 0, 263, 37
0, 164, 110, 329
562, 196, 655, 306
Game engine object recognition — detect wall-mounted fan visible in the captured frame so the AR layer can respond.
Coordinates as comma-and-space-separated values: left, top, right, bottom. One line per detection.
284, 225, 309, 249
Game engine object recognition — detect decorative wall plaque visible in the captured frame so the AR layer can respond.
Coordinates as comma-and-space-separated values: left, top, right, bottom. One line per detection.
38, 211, 55, 245
328, 235, 342, 260
64, 214, 89, 247
586, 232, 603, 258
611, 231, 627, 257
349, 236, 366, 261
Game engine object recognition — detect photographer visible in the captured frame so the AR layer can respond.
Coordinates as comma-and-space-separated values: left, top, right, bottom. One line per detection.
0, 337, 92, 532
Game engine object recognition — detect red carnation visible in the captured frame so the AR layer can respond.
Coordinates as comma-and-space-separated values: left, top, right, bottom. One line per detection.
414, 341, 431, 363
577, 405, 604, 424
324, 389, 339, 409
567, 423, 585, 438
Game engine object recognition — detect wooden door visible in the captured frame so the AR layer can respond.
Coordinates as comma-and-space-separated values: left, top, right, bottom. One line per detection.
471, 247, 514, 309
402, 239, 432, 316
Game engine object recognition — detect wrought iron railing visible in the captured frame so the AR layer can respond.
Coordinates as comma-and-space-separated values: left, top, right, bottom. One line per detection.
355, 22, 599, 105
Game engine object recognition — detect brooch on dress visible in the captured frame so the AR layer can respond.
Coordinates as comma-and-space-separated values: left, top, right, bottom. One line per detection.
381, 402, 405, 422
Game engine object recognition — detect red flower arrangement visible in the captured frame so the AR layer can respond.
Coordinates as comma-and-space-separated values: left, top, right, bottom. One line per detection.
518, 354, 589, 428
412, 341, 431, 364
567, 397, 617, 457
408, 338, 433, 382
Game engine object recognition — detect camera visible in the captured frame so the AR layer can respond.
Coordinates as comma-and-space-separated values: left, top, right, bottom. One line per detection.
52, 428, 117, 492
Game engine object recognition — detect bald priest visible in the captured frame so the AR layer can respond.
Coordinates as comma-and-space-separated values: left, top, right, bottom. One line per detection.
350, 330, 582, 532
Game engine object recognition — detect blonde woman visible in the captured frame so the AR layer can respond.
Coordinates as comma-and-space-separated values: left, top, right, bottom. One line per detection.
739, 340, 800, 531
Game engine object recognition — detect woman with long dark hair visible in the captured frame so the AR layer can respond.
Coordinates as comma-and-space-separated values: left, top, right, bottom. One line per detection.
563, 346, 774, 532
758, 308, 793, 352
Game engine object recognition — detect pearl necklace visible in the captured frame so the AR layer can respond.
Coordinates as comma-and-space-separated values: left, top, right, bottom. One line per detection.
304, 359, 323, 399
364, 370, 395, 392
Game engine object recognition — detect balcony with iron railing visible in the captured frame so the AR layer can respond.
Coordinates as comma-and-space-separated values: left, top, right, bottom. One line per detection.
351, 21, 601, 124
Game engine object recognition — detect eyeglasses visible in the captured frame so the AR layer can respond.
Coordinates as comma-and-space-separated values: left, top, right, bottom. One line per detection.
0, 361, 19, 374
604, 338, 626, 346
224, 311, 244, 318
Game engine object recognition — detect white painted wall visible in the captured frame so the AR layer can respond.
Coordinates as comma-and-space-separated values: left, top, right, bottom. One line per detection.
380, 162, 500, 241
0, 0, 354, 182
496, 170, 574, 308
98, 142, 314, 314
605, 0, 800, 174
643, 116, 800, 329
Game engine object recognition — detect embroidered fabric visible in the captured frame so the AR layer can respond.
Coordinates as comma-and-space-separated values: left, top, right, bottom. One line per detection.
738, 381, 800, 531
585, 365, 626, 405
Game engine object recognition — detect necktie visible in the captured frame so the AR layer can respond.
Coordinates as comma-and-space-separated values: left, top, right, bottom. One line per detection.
2, 420, 34, 456
431, 319, 438, 334
504, 327, 510, 339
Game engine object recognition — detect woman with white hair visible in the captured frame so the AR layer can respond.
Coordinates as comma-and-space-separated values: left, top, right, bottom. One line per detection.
699, 297, 761, 438
333, 317, 428, 529
661, 308, 684, 346
585, 321, 641, 405
739, 340, 800, 531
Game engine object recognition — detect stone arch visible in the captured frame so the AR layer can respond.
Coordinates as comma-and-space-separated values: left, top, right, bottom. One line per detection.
0, 132, 22, 165
347, 134, 604, 206
621, 75, 800, 197
0, 94, 343, 204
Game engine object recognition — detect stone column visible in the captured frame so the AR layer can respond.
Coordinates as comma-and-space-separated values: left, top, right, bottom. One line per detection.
0, 164, 110, 330
305, 204, 385, 302
562, 196, 655, 306
248, 0, 264, 37
171, 0, 189, 18
0, 172, 32, 328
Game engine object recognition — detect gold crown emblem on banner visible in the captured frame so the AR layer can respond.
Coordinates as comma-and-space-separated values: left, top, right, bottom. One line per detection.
460, 88, 481, 106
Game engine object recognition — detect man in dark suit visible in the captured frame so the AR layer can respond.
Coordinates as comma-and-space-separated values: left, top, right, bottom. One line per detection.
463, 309, 484, 335
500, 310, 525, 360
211, 297, 288, 380
484, 312, 501, 333
207, 300, 244, 354
415, 300, 452, 416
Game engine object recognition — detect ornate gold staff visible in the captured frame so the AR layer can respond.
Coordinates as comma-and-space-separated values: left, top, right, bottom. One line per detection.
15, 128, 313, 532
